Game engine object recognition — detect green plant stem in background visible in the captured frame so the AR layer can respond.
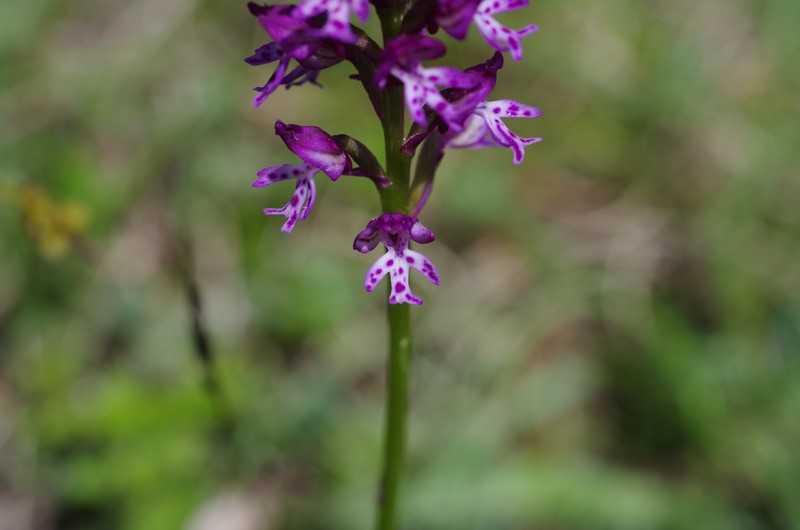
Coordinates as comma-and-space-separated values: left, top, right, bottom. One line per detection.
375, 2, 414, 529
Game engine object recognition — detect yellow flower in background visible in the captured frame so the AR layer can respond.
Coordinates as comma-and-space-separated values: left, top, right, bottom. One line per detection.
1, 177, 90, 260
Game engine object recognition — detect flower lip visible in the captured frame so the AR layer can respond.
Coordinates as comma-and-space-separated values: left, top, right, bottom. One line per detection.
354, 213, 440, 305
252, 163, 319, 233
275, 120, 350, 179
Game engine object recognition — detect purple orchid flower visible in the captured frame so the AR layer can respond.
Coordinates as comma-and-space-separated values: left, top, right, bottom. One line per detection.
376, 35, 481, 131
354, 213, 440, 305
246, 43, 319, 107
435, 0, 538, 61
445, 99, 542, 164
253, 121, 351, 232
402, 52, 504, 154
295, 0, 371, 43
246, 3, 346, 107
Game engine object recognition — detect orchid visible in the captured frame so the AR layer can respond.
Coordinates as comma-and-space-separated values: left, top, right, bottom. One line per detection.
245, 3, 347, 107
435, 0, 539, 61
376, 35, 481, 130
253, 121, 350, 232
472, 0, 539, 61
445, 99, 542, 164
354, 213, 440, 305
243, 1, 541, 526
246, 43, 323, 107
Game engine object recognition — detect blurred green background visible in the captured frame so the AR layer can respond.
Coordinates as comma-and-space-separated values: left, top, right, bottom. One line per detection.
2, 0, 800, 528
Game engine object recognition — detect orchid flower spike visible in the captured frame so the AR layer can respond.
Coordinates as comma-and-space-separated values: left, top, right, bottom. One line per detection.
354, 213, 440, 305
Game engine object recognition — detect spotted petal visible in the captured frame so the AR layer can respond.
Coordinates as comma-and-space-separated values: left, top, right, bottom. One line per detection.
253, 163, 320, 232
473, 0, 538, 61
480, 100, 542, 164
355, 213, 439, 305
296, 0, 371, 42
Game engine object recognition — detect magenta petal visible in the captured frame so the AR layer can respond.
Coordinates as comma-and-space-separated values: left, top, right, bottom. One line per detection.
435, 0, 481, 40
252, 54, 291, 107
245, 42, 283, 66
353, 218, 381, 253
275, 121, 349, 179
410, 221, 435, 244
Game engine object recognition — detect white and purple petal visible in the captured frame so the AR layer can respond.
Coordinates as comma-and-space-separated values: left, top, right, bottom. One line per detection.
253, 163, 320, 232
354, 213, 439, 305
473, 0, 538, 61
446, 99, 541, 163
478, 100, 542, 164
391, 66, 479, 130
296, 0, 371, 43
404, 249, 441, 286
365, 249, 424, 305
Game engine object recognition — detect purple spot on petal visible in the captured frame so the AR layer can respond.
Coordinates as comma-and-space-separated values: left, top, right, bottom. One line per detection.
387, 259, 394, 266
395, 283, 406, 293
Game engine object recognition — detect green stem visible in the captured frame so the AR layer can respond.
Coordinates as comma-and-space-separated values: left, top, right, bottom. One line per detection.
377, 303, 412, 530
376, 2, 413, 529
